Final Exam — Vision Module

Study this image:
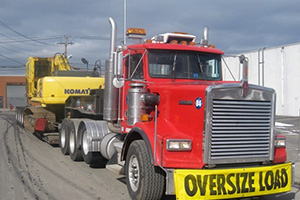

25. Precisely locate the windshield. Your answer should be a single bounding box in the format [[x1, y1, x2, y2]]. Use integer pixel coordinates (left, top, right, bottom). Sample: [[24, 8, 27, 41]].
[[148, 50, 222, 80]]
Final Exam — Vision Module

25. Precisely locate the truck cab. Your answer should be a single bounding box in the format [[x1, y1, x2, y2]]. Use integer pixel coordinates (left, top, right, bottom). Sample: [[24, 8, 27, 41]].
[[114, 25, 290, 199], [60, 18, 292, 200]]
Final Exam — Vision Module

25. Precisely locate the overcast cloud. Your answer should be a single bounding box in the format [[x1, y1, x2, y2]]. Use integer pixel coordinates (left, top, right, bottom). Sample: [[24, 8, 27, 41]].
[[0, 0, 300, 75]]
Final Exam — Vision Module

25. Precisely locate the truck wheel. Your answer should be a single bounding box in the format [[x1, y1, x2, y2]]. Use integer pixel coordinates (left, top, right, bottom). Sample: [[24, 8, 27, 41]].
[[69, 121, 83, 161], [125, 140, 165, 200], [15, 107, 20, 124], [15, 106, 25, 126], [60, 119, 70, 155], [80, 125, 102, 164]]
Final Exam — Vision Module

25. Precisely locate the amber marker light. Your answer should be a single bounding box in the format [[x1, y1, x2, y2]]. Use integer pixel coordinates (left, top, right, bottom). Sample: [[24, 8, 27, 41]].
[[141, 114, 149, 122], [126, 28, 146, 36]]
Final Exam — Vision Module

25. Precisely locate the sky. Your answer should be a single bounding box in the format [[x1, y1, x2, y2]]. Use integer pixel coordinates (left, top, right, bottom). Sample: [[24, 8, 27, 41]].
[[0, 0, 300, 75]]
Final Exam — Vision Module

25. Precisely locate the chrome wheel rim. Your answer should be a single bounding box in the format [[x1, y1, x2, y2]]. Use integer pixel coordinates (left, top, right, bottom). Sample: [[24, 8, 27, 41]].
[[60, 127, 66, 148], [128, 155, 140, 192], [69, 129, 75, 153], [82, 130, 89, 155]]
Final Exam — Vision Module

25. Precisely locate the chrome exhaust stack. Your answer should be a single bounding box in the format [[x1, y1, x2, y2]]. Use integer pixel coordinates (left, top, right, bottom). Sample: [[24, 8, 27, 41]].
[[239, 54, 248, 82], [200, 26, 209, 47], [104, 17, 119, 122]]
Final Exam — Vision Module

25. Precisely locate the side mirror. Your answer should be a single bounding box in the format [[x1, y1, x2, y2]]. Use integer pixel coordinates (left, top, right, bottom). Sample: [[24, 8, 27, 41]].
[[113, 77, 125, 88], [113, 51, 123, 76], [113, 50, 124, 88]]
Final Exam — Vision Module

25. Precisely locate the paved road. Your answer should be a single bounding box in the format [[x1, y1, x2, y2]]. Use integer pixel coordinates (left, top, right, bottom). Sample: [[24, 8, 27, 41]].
[[0, 110, 299, 200], [0, 111, 130, 200]]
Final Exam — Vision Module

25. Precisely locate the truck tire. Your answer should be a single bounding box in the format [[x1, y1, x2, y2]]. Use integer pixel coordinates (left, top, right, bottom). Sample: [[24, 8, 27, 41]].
[[15, 106, 25, 127], [80, 125, 102, 164], [69, 120, 83, 161], [15, 107, 21, 125], [60, 119, 70, 155], [125, 140, 165, 200]]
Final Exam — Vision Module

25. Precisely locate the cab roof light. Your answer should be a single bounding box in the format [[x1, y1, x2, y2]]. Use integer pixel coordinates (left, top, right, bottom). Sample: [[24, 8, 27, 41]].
[[151, 33, 196, 44], [126, 28, 146, 36], [172, 31, 188, 35]]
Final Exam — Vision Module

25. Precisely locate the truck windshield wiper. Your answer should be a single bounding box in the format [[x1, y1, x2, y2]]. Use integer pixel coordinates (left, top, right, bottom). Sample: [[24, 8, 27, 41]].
[[197, 54, 203, 73]]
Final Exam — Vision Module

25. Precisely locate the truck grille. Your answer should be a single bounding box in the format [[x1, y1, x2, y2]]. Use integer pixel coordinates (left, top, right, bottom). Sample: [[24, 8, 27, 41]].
[[204, 84, 275, 165], [210, 99, 271, 161]]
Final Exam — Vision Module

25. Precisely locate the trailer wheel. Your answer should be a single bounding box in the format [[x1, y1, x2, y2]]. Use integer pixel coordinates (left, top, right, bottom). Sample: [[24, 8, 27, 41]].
[[125, 140, 165, 200], [15, 106, 25, 126], [69, 121, 83, 161], [60, 119, 70, 155], [15, 107, 19, 124], [80, 125, 102, 164]]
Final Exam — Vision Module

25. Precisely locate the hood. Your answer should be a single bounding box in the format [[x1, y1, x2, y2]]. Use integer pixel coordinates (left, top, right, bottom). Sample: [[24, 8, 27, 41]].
[[147, 81, 235, 138]]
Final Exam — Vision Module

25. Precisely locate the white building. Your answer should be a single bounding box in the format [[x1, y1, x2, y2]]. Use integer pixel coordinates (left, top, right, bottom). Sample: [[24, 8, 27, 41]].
[[222, 42, 300, 116]]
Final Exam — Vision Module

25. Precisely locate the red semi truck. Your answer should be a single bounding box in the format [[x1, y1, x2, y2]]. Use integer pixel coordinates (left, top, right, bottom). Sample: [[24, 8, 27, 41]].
[[17, 17, 293, 200]]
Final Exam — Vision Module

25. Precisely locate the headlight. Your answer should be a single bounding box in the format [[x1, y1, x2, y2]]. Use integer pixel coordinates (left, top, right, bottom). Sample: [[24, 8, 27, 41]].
[[274, 136, 286, 148], [166, 139, 192, 151]]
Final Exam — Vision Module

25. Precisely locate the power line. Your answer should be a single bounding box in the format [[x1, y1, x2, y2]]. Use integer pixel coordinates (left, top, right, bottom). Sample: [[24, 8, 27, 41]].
[[0, 35, 62, 45], [74, 35, 110, 40], [0, 65, 25, 69], [0, 41, 32, 52], [0, 53, 25, 66], [0, 44, 31, 56], [0, 19, 49, 45]]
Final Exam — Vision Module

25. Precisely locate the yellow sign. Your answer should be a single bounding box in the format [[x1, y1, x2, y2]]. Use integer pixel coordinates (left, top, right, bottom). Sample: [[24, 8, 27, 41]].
[[174, 162, 291, 200]]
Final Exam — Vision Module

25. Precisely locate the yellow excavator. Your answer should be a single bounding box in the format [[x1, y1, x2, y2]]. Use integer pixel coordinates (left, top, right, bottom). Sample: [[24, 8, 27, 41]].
[[16, 53, 105, 143]]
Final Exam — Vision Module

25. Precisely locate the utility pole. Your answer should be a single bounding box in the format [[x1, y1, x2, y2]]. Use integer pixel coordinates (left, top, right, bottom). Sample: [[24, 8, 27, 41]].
[[124, 0, 127, 45], [58, 35, 74, 57]]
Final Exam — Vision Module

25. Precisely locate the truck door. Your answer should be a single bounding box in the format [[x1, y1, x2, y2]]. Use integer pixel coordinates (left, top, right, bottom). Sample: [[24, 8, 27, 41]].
[[121, 49, 146, 125]]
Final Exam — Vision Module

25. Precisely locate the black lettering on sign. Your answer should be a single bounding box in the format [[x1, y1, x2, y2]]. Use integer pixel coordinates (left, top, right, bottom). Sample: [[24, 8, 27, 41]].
[[217, 174, 227, 195], [265, 171, 274, 190], [197, 175, 208, 196], [182, 165, 289, 198], [259, 172, 265, 191], [184, 175, 197, 197], [209, 174, 217, 195], [274, 169, 281, 189], [248, 172, 255, 192], [259, 168, 289, 191], [236, 173, 241, 193], [281, 168, 288, 188], [227, 173, 236, 195], [241, 173, 249, 193]]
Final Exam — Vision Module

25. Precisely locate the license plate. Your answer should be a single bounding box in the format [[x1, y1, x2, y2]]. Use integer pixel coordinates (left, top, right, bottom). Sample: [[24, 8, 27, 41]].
[[174, 162, 292, 200]]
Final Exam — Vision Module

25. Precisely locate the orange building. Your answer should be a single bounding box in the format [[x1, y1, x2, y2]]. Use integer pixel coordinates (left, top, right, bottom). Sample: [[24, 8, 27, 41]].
[[0, 76, 26, 109]]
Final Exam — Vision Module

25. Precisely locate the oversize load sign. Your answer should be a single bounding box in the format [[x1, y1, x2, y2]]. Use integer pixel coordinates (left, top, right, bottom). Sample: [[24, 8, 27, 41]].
[[174, 163, 291, 200]]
